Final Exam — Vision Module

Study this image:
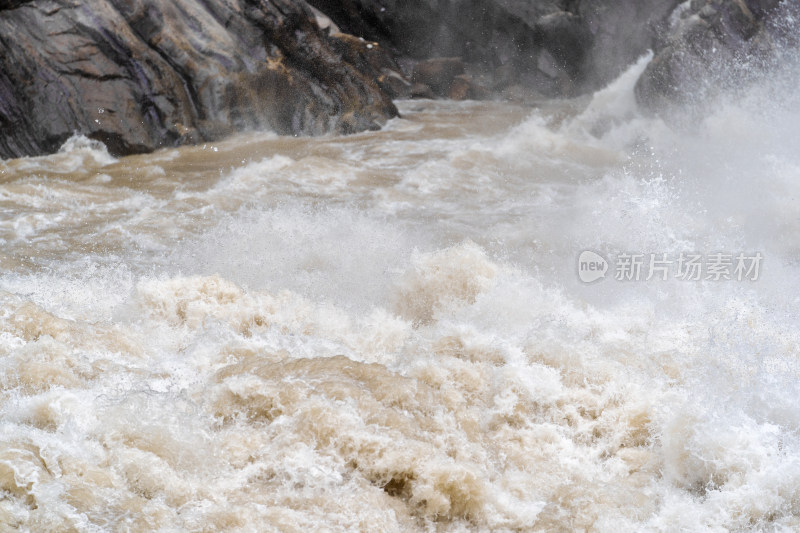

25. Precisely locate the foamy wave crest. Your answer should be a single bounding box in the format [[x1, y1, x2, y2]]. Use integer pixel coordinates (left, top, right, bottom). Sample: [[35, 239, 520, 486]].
[[2, 230, 800, 530], [4, 134, 117, 176], [391, 241, 498, 326]]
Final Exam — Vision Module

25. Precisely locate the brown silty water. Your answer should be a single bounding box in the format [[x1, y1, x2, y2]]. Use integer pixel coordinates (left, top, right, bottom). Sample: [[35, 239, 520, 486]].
[[2, 56, 800, 532]]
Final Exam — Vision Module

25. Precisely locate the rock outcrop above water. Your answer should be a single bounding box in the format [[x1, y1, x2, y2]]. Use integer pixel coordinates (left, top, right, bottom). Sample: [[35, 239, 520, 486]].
[[306, 0, 682, 97], [635, 0, 794, 112], [0, 0, 398, 159], [2, 0, 792, 159]]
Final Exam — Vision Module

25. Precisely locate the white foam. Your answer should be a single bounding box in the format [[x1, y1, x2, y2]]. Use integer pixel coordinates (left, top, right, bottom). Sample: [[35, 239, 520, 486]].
[[1, 39, 800, 531]]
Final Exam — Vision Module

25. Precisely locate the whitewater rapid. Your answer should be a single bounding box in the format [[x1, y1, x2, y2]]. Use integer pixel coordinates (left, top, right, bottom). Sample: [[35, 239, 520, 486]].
[[1, 54, 800, 531]]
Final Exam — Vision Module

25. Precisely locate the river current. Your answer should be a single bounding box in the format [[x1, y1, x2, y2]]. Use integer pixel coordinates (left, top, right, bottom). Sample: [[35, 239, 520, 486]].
[[1, 54, 800, 531]]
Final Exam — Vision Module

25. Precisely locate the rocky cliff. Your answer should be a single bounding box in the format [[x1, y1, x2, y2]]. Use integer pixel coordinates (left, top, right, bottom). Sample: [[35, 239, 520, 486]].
[[0, 0, 398, 159], [306, 0, 683, 96], [1, 0, 794, 159]]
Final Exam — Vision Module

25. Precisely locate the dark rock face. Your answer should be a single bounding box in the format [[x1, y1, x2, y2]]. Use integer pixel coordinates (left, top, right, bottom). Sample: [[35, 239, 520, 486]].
[[579, 0, 683, 88], [0, 0, 31, 8], [408, 58, 490, 100], [326, 32, 411, 99], [635, 0, 793, 113], [306, 0, 681, 96], [0, 0, 398, 159], [411, 57, 465, 97]]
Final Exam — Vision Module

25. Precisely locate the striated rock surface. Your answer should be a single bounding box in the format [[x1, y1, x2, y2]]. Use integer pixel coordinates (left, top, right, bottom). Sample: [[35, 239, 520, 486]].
[[0, 0, 398, 159], [635, 0, 796, 113]]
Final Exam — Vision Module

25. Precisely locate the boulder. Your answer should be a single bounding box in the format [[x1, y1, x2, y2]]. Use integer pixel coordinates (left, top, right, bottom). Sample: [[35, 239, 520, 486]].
[[0, 0, 398, 159], [448, 75, 490, 101], [634, 0, 792, 113], [378, 71, 414, 99], [411, 57, 465, 97], [410, 83, 435, 100]]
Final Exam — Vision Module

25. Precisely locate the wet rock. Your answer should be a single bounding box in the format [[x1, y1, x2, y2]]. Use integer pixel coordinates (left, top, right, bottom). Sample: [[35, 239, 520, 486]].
[[411, 57, 465, 97], [306, 0, 681, 97], [447, 76, 471, 101], [580, 0, 683, 87], [379, 72, 413, 99], [410, 83, 436, 100], [328, 32, 411, 98], [308, 4, 340, 34], [534, 11, 592, 80], [0, 0, 398, 159], [447, 75, 490, 101], [330, 33, 396, 74], [492, 64, 518, 91], [0, 0, 31, 9], [634, 0, 790, 113], [745, 0, 783, 19], [500, 84, 546, 105]]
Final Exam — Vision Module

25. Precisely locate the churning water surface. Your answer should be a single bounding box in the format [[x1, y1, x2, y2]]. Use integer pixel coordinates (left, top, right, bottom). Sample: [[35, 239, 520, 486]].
[[1, 54, 800, 531]]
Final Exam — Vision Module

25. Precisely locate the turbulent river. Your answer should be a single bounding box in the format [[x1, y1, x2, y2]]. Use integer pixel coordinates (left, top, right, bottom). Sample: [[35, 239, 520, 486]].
[[2, 55, 800, 531]]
